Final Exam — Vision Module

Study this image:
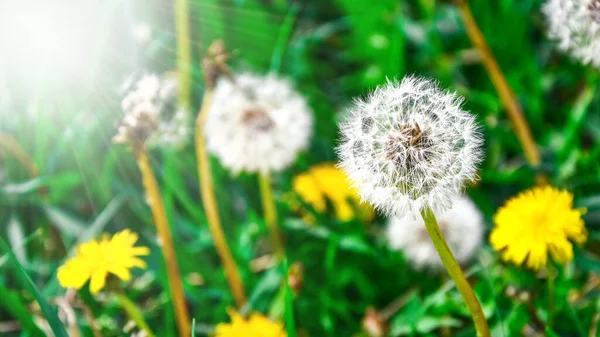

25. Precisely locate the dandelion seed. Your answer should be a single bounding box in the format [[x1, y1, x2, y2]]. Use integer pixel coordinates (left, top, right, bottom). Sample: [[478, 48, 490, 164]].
[[204, 73, 313, 175], [338, 76, 483, 218], [387, 195, 484, 270], [214, 309, 286, 337], [543, 0, 600, 68], [490, 186, 587, 270], [57, 229, 150, 294], [115, 74, 191, 150]]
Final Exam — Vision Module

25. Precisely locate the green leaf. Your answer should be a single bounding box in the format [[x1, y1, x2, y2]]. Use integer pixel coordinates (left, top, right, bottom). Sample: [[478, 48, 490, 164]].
[[76, 195, 125, 244], [0, 235, 69, 337], [270, 4, 300, 72], [0, 286, 46, 337], [545, 327, 561, 337], [43, 206, 86, 237]]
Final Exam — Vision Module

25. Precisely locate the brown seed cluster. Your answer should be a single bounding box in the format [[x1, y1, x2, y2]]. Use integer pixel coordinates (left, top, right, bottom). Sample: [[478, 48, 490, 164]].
[[385, 124, 431, 167], [201, 40, 233, 89], [113, 109, 159, 155], [241, 107, 274, 132]]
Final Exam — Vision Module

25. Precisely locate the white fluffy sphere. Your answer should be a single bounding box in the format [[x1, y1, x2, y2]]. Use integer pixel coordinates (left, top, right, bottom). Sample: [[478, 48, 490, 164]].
[[338, 76, 483, 218], [204, 73, 313, 174], [386, 196, 484, 270], [543, 0, 600, 68]]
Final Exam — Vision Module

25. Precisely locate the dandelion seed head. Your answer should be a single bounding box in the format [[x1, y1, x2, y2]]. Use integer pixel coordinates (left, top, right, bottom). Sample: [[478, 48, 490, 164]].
[[543, 0, 600, 68], [204, 73, 313, 174], [338, 76, 483, 217], [386, 195, 484, 270], [115, 73, 191, 149]]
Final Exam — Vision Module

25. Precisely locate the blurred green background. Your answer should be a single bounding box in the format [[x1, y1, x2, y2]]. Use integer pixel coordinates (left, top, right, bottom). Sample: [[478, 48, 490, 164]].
[[0, 0, 599, 336]]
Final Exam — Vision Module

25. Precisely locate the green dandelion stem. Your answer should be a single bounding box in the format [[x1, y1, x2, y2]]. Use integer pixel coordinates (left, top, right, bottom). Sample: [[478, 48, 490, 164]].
[[195, 89, 248, 308], [115, 292, 156, 337], [456, 0, 540, 168], [174, 0, 192, 109], [258, 172, 285, 259], [420, 207, 491, 337], [547, 266, 557, 328], [0, 132, 39, 177], [135, 149, 191, 337]]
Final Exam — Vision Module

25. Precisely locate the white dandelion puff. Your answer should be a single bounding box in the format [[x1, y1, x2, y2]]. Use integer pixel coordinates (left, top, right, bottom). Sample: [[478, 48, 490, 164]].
[[543, 0, 600, 68], [115, 74, 191, 149], [337, 76, 483, 218], [386, 195, 484, 270], [204, 73, 313, 174]]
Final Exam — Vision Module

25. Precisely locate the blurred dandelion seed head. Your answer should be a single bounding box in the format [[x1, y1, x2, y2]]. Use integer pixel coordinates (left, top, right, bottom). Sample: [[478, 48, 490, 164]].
[[386, 195, 484, 270], [205, 73, 313, 174], [543, 0, 600, 68], [338, 76, 483, 218], [490, 186, 587, 270], [115, 74, 191, 150]]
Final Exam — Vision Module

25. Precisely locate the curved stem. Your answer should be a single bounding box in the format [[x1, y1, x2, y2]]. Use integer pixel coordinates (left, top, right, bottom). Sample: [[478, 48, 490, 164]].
[[457, 0, 541, 168], [420, 208, 490, 337], [0, 132, 39, 178], [135, 149, 190, 337], [258, 173, 285, 259], [115, 292, 155, 337], [195, 90, 248, 308]]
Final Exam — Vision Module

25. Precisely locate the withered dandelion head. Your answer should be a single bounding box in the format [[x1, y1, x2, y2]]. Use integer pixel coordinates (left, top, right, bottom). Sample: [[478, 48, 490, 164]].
[[114, 73, 191, 151], [338, 76, 483, 218], [57, 229, 150, 295], [204, 73, 313, 174], [491, 186, 587, 270], [387, 195, 484, 270], [543, 0, 600, 68]]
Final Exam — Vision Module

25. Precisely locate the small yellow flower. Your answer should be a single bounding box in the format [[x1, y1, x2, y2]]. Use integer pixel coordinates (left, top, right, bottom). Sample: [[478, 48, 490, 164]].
[[490, 186, 587, 270], [292, 163, 375, 222], [57, 229, 150, 294], [214, 309, 286, 337]]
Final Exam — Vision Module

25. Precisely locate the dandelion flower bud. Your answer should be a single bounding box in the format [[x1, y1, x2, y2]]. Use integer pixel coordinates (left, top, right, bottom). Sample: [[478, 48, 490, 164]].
[[543, 0, 600, 68], [386, 195, 484, 270], [338, 76, 483, 217], [204, 73, 313, 174], [114, 74, 191, 150]]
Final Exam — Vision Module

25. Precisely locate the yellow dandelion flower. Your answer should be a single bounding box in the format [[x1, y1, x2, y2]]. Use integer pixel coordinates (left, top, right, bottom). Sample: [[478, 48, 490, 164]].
[[57, 229, 150, 294], [292, 163, 375, 222], [215, 309, 286, 337], [490, 186, 587, 270]]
